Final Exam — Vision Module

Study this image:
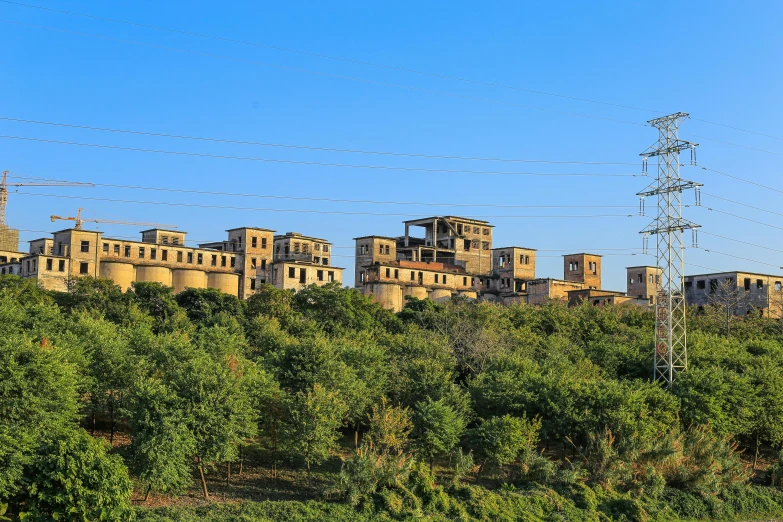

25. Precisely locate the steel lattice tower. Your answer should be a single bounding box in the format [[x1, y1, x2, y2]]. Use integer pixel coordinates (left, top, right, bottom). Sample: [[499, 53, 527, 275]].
[[637, 112, 701, 386]]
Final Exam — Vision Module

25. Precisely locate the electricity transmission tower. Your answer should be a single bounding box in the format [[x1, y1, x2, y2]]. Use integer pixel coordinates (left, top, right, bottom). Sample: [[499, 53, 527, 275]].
[[637, 112, 701, 386]]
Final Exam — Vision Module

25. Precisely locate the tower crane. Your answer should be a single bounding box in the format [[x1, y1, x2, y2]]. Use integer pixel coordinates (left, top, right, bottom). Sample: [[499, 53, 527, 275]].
[[1, 170, 94, 226], [50, 208, 178, 230]]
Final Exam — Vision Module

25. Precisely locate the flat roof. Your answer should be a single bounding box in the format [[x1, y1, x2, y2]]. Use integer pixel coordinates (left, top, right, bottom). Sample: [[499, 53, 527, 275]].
[[626, 265, 660, 269], [566, 288, 626, 296], [274, 260, 345, 269], [226, 226, 276, 233], [528, 277, 584, 284], [52, 228, 102, 234], [492, 246, 538, 251], [352, 235, 399, 241], [562, 253, 603, 257], [685, 270, 783, 279], [274, 232, 330, 242], [140, 228, 186, 234], [403, 216, 493, 226]]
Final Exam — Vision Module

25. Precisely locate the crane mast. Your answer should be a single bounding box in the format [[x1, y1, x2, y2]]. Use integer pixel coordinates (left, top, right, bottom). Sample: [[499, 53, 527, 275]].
[[1, 171, 94, 226]]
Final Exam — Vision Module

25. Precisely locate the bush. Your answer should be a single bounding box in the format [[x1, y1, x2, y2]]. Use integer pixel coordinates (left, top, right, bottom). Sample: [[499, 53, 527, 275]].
[[18, 428, 132, 522]]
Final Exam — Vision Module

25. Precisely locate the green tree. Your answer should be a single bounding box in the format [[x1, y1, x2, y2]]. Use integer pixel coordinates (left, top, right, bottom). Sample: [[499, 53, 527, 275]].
[[412, 397, 467, 470], [19, 428, 132, 522], [124, 376, 196, 501], [172, 351, 258, 499], [469, 414, 541, 476], [175, 287, 246, 326], [130, 281, 191, 333], [0, 335, 80, 503], [292, 282, 400, 334], [366, 398, 413, 456], [283, 384, 348, 487]]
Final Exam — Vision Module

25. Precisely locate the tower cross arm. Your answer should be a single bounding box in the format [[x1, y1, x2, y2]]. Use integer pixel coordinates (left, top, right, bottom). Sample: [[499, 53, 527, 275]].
[[639, 219, 701, 236], [640, 140, 699, 158], [636, 180, 703, 198]]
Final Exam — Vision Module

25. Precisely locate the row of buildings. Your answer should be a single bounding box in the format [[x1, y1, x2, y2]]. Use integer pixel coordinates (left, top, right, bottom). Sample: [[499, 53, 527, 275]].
[[1, 215, 781, 317], [0, 223, 344, 298]]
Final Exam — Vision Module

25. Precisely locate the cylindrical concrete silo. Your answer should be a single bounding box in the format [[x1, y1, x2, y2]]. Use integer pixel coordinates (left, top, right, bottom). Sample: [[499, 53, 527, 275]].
[[100, 261, 135, 292], [135, 265, 173, 287], [428, 289, 453, 302], [172, 269, 207, 293], [207, 272, 240, 297]]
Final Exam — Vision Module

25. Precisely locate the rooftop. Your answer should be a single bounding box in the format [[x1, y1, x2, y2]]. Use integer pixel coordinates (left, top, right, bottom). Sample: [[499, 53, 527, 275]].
[[493, 246, 538, 251], [140, 228, 185, 234], [685, 270, 783, 279], [403, 215, 493, 226], [353, 235, 399, 241], [226, 226, 276, 233], [274, 232, 330, 243]]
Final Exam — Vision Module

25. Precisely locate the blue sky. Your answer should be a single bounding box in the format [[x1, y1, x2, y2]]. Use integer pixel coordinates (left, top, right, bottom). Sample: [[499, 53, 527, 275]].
[[2, 0, 782, 289]]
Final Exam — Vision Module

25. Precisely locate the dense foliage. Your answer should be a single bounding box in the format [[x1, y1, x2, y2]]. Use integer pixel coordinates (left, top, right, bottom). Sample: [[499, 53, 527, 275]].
[[3, 274, 783, 521]]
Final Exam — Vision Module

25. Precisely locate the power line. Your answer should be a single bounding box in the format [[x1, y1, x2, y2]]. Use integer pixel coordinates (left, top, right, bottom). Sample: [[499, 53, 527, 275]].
[[698, 166, 783, 195], [685, 262, 723, 273], [688, 134, 783, 157], [11, 191, 642, 219], [701, 192, 783, 219], [0, 1, 661, 114], [3, 7, 781, 146], [0, 19, 646, 128], [12, 228, 649, 255], [0, 116, 643, 166], [7, 174, 638, 210], [689, 118, 783, 143], [698, 248, 783, 271], [698, 206, 783, 232], [701, 231, 783, 255], [0, 135, 643, 177]]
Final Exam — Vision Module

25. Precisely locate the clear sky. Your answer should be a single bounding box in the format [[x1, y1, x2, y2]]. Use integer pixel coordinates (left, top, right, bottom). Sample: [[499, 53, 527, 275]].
[[2, 0, 782, 289]]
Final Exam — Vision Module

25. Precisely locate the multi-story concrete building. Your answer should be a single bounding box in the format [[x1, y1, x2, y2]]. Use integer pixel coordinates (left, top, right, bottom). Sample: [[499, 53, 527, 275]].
[[268, 232, 342, 291], [0, 225, 343, 298], [626, 266, 662, 305], [0, 223, 24, 275], [684, 271, 783, 318], [564, 253, 602, 289], [354, 216, 617, 311], [354, 216, 540, 311]]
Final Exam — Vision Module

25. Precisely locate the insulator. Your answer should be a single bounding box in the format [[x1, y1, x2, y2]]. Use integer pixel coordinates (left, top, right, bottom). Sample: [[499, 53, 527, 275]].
[[639, 197, 645, 216], [642, 159, 648, 175], [692, 229, 699, 248], [694, 187, 701, 206]]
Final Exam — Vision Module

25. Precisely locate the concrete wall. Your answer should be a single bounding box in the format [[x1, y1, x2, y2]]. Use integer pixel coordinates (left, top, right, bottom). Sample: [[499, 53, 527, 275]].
[[527, 278, 585, 306], [684, 272, 783, 318], [271, 262, 343, 291], [208, 272, 240, 297], [627, 266, 660, 304], [172, 269, 207, 293], [100, 261, 136, 291], [135, 265, 173, 286], [563, 254, 602, 289]]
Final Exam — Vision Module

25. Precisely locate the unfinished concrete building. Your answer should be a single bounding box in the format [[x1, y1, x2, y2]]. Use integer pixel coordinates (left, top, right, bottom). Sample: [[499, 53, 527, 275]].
[[626, 266, 662, 305], [684, 271, 783, 318], [354, 215, 604, 311], [0, 224, 343, 298]]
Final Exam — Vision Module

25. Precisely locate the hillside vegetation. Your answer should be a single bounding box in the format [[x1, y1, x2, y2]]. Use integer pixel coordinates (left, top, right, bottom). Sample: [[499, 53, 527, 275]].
[[3, 274, 783, 521]]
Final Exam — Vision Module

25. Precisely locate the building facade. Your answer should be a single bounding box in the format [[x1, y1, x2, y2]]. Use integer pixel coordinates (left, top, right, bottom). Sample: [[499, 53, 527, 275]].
[[0, 225, 343, 298], [684, 271, 783, 318]]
